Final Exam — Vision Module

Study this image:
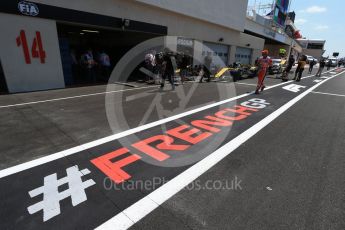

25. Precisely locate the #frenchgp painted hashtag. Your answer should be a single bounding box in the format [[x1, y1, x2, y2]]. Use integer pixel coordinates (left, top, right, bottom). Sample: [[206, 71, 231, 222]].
[[27, 98, 270, 222], [90, 98, 270, 184]]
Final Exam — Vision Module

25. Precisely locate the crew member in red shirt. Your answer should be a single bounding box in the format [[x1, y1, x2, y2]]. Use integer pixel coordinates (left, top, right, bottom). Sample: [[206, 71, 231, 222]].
[[255, 50, 272, 94]]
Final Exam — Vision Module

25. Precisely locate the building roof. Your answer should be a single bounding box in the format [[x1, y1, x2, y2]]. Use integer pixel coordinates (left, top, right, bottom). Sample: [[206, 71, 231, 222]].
[[296, 38, 326, 43]]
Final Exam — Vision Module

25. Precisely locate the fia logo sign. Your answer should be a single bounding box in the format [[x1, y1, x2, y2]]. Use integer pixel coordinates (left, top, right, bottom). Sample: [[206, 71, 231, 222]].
[[18, 1, 39, 17]]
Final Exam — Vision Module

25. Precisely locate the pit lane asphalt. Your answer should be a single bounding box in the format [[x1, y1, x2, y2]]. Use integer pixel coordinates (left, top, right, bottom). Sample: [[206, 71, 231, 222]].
[[130, 71, 345, 230], [0, 71, 309, 170], [0, 68, 340, 230]]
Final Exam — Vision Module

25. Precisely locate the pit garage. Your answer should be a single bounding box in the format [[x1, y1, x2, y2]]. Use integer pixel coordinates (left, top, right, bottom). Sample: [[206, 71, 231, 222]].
[[235, 47, 252, 65], [203, 42, 230, 72], [57, 23, 164, 86], [0, 0, 167, 93]]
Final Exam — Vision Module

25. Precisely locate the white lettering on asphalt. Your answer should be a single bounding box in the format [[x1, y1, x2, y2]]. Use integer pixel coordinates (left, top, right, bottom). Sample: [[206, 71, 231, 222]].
[[27, 165, 95, 222], [282, 84, 307, 93], [313, 80, 322, 83], [241, 98, 270, 109]]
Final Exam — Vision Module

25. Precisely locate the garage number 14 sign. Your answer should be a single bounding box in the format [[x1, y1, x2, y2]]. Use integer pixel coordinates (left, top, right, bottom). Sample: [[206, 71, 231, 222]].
[[16, 30, 46, 64]]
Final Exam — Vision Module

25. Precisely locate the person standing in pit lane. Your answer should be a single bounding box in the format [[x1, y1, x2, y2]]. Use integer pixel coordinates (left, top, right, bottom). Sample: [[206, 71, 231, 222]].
[[326, 59, 332, 70], [154, 52, 164, 84], [160, 49, 176, 90], [294, 55, 307, 82], [316, 58, 326, 77], [308, 59, 316, 74], [180, 53, 189, 85], [255, 49, 272, 94], [144, 50, 156, 83], [281, 54, 295, 82], [338, 59, 342, 67]]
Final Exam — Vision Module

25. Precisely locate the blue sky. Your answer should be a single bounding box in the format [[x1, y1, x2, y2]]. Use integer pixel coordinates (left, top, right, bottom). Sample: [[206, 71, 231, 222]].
[[247, 0, 344, 57], [289, 0, 345, 57]]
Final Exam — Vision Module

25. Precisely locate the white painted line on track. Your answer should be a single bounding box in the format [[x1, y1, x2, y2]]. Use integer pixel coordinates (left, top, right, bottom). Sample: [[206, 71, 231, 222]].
[[0, 85, 158, 109], [0, 71, 332, 179], [1, 71, 329, 109], [311, 91, 345, 97], [235, 82, 257, 86], [96, 69, 345, 230]]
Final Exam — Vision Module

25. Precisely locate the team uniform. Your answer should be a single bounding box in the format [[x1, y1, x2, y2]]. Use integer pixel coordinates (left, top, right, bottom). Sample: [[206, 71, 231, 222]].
[[256, 53, 272, 94]]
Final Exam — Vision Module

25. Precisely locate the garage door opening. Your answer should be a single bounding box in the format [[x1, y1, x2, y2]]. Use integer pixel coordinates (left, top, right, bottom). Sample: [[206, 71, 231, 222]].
[[235, 47, 252, 65], [57, 23, 161, 86], [203, 42, 229, 74]]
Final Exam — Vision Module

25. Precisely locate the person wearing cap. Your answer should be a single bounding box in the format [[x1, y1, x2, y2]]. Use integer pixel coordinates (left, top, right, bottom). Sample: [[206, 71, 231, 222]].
[[255, 50, 272, 94]]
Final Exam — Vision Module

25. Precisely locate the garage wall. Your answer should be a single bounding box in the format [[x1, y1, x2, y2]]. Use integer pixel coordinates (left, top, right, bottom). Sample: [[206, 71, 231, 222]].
[[232, 33, 265, 64], [245, 18, 291, 46], [203, 42, 230, 68], [235, 47, 252, 65], [0, 13, 64, 93], [264, 44, 290, 58], [191, 31, 264, 66], [135, 0, 248, 32], [30, 0, 244, 47], [302, 49, 324, 59], [30, 0, 265, 65]]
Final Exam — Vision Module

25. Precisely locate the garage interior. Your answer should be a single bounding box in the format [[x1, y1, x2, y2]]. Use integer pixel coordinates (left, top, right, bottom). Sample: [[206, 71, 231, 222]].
[[57, 23, 161, 86]]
